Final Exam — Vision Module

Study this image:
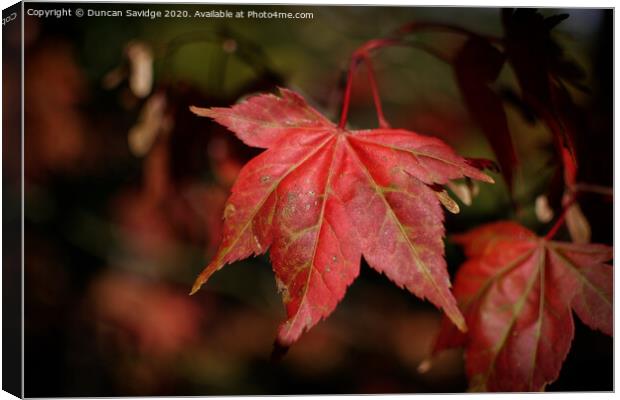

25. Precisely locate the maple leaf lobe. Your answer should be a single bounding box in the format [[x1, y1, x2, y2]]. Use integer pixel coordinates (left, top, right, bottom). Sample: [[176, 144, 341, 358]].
[[190, 88, 334, 148], [191, 88, 493, 345]]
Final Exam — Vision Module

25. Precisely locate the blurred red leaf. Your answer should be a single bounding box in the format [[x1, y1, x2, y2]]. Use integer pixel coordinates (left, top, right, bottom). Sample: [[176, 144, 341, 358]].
[[25, 40, 88, 179], [454, 37, 515, 190], [90, 272, 202, 357], [502, 9, 581, 168], [434, 221, 612, 391], [190, 88, 493, 346]]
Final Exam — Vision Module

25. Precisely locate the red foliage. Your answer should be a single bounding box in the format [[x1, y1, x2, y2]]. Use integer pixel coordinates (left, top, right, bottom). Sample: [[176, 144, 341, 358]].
[[190, 88, 492, 345], [90, 272, 202, 357], [25, 40, 89, 179], [454, 37, 515, 191], [434, 221, 612, 391]]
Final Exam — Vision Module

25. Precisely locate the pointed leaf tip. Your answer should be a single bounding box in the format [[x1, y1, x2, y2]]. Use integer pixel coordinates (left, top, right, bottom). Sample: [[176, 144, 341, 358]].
[[189, 105, 213, 118], [189, 280, 203, 296], [189, 265, 217, 295], [455, 314, 467, 333], [436, 189, 461, 214]]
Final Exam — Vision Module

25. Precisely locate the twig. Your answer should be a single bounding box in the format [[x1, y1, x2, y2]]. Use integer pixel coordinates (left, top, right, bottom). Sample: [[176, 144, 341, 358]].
[[574, 183, 613, 197], [544, 194, 578, 240]]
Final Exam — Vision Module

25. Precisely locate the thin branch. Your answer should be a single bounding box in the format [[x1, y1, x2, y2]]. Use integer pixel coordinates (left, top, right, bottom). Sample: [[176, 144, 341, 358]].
[[338, 38, 400, 129], [337, 20, 502, 129], [544, 194, 578, 240], [395, 21, 503, 44], [338, 57, 358, 129], [362, 55, 390, 128], [574, 183, 613, 197]]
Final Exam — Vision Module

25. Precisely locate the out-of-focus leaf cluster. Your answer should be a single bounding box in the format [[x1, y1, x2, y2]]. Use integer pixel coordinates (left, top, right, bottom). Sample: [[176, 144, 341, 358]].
[[20, 5, 612, 396]]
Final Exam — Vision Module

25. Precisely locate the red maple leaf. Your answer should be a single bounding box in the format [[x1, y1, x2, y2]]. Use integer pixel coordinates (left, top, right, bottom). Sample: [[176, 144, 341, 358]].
[[190, 88, 493, 346], [434, 221, 612, 391]]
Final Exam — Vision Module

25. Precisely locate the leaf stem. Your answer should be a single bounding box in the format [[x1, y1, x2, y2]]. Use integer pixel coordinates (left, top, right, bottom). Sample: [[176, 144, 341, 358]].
[[395, 21, 503, 44], [337, 20, 501, 129], [544, 194, 578, 240], [338, 57, 358, 129], [574, 183, 613, 197], [338, 38, 400, 129], [363, 55, 390, 128], [544, 183, 612, 241]]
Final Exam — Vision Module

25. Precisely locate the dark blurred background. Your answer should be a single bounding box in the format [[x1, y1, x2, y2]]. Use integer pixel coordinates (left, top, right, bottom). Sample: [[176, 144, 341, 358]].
[[9, 3, 612, 396]]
